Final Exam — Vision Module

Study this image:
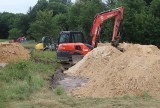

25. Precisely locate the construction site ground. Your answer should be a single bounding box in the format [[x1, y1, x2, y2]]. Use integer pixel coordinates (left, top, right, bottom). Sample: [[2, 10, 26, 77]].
[[0, 42, 160, 108]]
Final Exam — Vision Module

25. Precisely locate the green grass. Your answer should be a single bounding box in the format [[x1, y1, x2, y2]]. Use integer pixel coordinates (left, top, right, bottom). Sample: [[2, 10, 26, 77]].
[[8, 88, 160, 108], [21, 43, 36, 49], [0, 39, 10, 42], [0, 50, 59, 108], [21, 40, 36, 49], [54, 86, 66, 96], [30, 50, 57, 61]]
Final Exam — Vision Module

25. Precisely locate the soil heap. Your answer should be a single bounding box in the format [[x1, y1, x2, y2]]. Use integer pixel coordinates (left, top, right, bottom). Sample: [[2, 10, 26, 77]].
[[65, 43, 160, 98], [0, 43, 30, 63]]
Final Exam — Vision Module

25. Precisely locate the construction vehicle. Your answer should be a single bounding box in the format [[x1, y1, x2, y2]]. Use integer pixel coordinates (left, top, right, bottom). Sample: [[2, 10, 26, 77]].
[[57, 7, 124, 69], [35, 36, 56, 51]]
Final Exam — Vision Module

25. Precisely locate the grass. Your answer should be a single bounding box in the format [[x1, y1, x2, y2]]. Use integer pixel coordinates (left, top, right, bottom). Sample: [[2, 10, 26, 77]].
[[0, 49, 59, 108], [30, 50, 57, 62], [0, 43, 160, 108], [8, 88, 160, 108], [0, 39, 10, 42], [54, 86, 66, 96], [21, 40, 37, 49]]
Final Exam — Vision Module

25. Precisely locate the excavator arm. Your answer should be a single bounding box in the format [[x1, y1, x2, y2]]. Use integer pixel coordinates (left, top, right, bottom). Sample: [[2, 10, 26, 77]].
[[90, 7, 124, 47]]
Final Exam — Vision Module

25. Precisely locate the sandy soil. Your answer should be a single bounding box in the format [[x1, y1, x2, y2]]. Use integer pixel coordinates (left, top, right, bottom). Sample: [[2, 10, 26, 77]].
[[65, 43, 160, 98], [0, 43, 30, 63]]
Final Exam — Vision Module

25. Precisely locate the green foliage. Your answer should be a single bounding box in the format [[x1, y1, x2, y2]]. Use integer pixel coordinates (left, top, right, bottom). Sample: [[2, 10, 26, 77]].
[[9, 28, 22, 39], [48, 1, 68, 15], [0, 60, 30, 82], [30, 50, 57, 62], [27, 0, 49, 23], [118, 0, 160, 46], [52, 13, 68, 39], [150, 0, 160, 16], [0, 23, 9, 39], [67, 0, 106, 38], [2, 81, 30, 100], [54, 86, 65, 96], [28, 10, 54, 40], [0, 50, 59, 107]]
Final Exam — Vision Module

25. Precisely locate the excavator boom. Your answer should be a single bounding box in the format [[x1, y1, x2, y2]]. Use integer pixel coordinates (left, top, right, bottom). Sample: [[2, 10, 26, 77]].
[[90, 7, 124, 47]]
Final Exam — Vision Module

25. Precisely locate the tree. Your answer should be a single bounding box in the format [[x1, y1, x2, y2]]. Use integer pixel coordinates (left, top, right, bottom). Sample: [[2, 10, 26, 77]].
[[49, 0, 71, 4], [67, 0, 106, 37], [150, 0, 160, 17], [52, 13, 68, 39], [48, 2, 68, 16], [27, 0, 49, 23], [114, 0, 147, 43], [144, 0, 153, 5], [28, 10, 54, 40], [9, 28, 22, 39], [0, 23, 9, 39]]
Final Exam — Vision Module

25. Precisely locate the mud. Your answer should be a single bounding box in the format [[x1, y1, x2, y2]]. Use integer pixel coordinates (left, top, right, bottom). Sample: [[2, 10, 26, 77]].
[[58, 76, 88, 91], [50, 69, 88, 91], [50, 69, 66, 88]]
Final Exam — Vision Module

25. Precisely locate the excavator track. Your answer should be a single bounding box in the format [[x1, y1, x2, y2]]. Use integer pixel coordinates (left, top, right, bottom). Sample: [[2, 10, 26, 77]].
[[60, 55, 84, 71]]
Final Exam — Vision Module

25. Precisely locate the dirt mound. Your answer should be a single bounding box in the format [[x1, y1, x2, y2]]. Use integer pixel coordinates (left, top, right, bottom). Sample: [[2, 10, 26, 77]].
[[0, 43, 30, 63], [65, 43, 160, 98]]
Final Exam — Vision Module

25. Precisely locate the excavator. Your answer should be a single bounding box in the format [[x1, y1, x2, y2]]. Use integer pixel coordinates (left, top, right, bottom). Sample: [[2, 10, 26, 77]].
[[57, 7, 124, 69]]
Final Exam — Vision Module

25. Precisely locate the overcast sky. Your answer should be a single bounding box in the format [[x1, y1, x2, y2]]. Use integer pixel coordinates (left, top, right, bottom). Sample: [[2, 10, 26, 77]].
[[0, 0, 76, 14]]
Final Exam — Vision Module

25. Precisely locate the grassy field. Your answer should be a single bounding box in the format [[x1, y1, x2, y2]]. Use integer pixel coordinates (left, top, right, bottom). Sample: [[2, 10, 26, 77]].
[[0, 49, 59, 108], [0, 39, 10, 42], [0, 43, 160, 108]]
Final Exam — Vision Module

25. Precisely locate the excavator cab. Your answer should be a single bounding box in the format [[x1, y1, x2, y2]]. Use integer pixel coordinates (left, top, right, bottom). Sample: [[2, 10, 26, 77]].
[[58, 31, 85, 44], [57, 31, 93, 69]]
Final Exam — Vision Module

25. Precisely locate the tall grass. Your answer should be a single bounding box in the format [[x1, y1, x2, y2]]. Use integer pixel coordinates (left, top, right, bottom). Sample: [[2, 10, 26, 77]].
[[0, 50, 59, 107], [30, 50, 57, 61]]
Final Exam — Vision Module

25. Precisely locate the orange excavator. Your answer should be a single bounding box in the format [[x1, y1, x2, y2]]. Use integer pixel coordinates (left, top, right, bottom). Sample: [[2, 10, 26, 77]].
[[57, 7, 124, 69]]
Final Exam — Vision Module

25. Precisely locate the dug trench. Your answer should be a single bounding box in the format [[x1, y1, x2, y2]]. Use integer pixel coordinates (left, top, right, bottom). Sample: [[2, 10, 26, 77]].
[[49, 69, 89, 91]]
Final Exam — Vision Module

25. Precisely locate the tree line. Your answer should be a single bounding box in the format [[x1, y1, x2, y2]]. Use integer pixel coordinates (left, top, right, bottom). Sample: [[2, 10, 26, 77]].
[[0, 0, 159, 46]]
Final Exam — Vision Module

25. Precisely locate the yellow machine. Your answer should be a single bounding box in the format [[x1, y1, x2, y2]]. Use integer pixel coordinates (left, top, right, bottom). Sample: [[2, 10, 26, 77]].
[[35, 36, 56, 51], [35, 43, 44, 50]]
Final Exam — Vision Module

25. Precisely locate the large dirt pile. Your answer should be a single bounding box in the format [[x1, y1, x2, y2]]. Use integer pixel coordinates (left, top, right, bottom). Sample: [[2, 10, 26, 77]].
[[0, 43, 30, 63], [65, 43, 160, 98]]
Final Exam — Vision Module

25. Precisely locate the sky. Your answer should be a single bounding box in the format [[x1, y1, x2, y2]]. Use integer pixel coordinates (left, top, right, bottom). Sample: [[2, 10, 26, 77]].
[[0, 0, 76, 14]]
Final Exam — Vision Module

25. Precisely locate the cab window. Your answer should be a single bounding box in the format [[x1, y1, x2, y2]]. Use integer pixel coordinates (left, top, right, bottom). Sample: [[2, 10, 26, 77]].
[[72, 33, 84, 43], [59, 34, 70, 44]]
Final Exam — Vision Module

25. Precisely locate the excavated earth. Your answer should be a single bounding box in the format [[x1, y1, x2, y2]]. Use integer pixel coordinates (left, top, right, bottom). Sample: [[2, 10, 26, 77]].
[[0, 43, 30, 64], [64, 43, 160, 98]]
